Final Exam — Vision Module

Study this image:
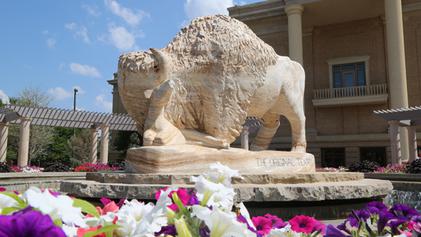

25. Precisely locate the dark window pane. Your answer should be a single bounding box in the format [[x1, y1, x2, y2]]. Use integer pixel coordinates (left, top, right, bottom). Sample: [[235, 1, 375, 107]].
[[332, 61, 366, 88], [343, 71, 355, 87], [321, 148, 345, 168]]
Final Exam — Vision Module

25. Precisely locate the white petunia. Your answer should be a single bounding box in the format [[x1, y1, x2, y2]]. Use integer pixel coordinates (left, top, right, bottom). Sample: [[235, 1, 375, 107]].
[[194, 207, 254, 237], [206, 162, 241, 187], [22, 187, 86, 227], [115, 191, 171, 237], [192, 175, 235, 210], [237, 203, 254, 230], [268, 225, 300, 237], [62, 224, 78, 237]]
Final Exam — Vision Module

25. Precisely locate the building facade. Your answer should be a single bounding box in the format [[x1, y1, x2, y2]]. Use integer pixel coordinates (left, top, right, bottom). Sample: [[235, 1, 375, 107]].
[[108, 0, 421, 167], [229, 0, 421, 167]]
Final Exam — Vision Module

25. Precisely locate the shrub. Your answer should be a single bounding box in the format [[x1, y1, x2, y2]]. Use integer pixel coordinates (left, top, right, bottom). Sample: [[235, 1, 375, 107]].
[[407, 159, 421, 174], [0, 162, 11, 173], [43, 162, 71, 172], [348, 160, 380, 173]]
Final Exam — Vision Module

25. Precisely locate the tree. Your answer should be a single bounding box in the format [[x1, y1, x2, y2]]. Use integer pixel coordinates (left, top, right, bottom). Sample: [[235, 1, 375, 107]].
[[6, 88, 54, 165]]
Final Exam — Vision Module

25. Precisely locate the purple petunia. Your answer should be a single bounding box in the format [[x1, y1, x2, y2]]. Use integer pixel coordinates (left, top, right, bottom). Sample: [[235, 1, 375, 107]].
[[390, 204, 420, 220], [366, 201, 388, 214], [199, 225, 210, 237], [155, 225, 177, 236], [0, 208, 65, 237], [346, 210, 370, 227], [377, 210, 395, 233], [325, 224, 351, 237]]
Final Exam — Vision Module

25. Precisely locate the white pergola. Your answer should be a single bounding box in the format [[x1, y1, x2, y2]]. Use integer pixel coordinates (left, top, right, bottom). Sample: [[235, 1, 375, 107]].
[[0, 105, 137, 166], [374, 106, 421, 164]]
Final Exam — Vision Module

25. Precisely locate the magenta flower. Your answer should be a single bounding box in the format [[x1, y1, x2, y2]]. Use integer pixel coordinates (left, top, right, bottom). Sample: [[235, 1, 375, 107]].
[[155, 188, 198, 211], [252, 216, 272, 236], [264, 214, 287, 229], [0, 208, 65, 237], [289, 215, 324, 234]]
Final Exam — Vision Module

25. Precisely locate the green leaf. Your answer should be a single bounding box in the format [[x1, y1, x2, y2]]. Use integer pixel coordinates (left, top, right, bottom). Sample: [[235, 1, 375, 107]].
[[172, 193, 189, 216], [0, 192, 26, 208], [73, 198, 100, 218], [53, 218, 63, 227], [83, 224, 119, 237], [1, 207, 19, 215]]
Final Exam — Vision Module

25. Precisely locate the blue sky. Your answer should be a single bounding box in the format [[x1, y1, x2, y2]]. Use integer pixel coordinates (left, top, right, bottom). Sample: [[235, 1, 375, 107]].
[[0, 0, 260, 112]]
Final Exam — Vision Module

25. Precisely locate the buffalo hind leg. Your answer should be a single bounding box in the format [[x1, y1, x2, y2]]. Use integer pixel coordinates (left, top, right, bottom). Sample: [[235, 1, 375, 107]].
[[250, 112, 280, 151], [278, 93, 306, 153]]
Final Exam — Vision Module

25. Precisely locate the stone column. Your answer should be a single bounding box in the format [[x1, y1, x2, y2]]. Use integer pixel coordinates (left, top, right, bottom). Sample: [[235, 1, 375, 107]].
[[89, 127, 98, 163], [385, 0, 409, 160], [240, 126, 249, 150], [0, 123, 9, 163], [18, 118, 31, 167], [285, 4, 304, 65], [408, 126, 418, 162], [99, 125, 110, 164], [388, 120, 401, 164]]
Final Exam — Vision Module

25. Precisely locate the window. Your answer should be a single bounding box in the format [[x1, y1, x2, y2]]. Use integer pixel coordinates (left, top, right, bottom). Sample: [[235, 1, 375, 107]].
[[360, 147, 386, 166], [328, 56, 370, 89], [321, 148, 345, 168], [332, 62, 366, 88]]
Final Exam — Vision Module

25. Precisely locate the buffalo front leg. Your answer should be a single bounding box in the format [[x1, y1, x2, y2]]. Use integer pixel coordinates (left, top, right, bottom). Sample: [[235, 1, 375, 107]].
[[143, 80, 186, 146], [143, 109, 186, 146], [250, 112, 280, 151]]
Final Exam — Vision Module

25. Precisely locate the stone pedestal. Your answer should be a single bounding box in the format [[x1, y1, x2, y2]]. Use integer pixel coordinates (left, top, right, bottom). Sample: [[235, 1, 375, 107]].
[[60, 172, 393, 219], [126, 145, 315, 174]]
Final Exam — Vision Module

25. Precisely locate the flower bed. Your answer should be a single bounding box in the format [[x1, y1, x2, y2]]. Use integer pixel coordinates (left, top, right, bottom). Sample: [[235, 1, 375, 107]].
[[0, 162, 123, 173], [0, 163, 419, 237]]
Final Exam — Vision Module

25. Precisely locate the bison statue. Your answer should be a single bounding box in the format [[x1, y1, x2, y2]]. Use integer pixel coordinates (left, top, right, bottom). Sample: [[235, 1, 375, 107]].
[[117, 15, 306, 152]]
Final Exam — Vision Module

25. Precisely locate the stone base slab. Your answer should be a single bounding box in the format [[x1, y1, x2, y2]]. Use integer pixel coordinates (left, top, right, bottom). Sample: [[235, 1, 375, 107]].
[[87, 172, 363, 185], [126, 145, 315, 174], [60, 178, 392, 202]]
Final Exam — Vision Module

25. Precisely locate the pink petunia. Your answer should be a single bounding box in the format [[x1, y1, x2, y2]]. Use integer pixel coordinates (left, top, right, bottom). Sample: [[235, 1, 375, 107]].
[[264, 214, 287, 229], [96, 201, 119, 215], [155, 188, 198, 212], [252, 216, 273, 236], [289, 215, 324, 234]]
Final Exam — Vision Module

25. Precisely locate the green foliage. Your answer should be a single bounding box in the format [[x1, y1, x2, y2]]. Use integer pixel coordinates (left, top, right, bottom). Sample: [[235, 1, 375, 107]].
[[113, 131, 141, 151], [73, 198, 100, 218]]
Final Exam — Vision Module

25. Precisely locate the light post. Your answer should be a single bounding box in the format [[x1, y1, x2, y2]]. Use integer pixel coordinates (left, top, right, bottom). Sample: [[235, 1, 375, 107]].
[[73, 88, 78, 111]]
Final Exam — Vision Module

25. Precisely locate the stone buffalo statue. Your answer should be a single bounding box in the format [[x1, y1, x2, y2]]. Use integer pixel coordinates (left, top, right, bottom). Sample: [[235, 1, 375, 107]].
[[117, 15, 306, 152]]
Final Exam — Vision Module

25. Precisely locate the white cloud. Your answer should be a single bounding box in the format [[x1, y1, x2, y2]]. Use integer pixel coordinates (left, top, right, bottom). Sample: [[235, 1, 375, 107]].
[[48, 87, 72, 100], [69, 63, 101, 78], [0, 90, 10, 104], [65, 22, 91, 43], [108, 25, 136, 50], [82, 4, 101, 17], [104, 0, 148, 26], [184, 0, 234, 20], [95, 94, 112, 112], [46, 38, 56, 49]]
